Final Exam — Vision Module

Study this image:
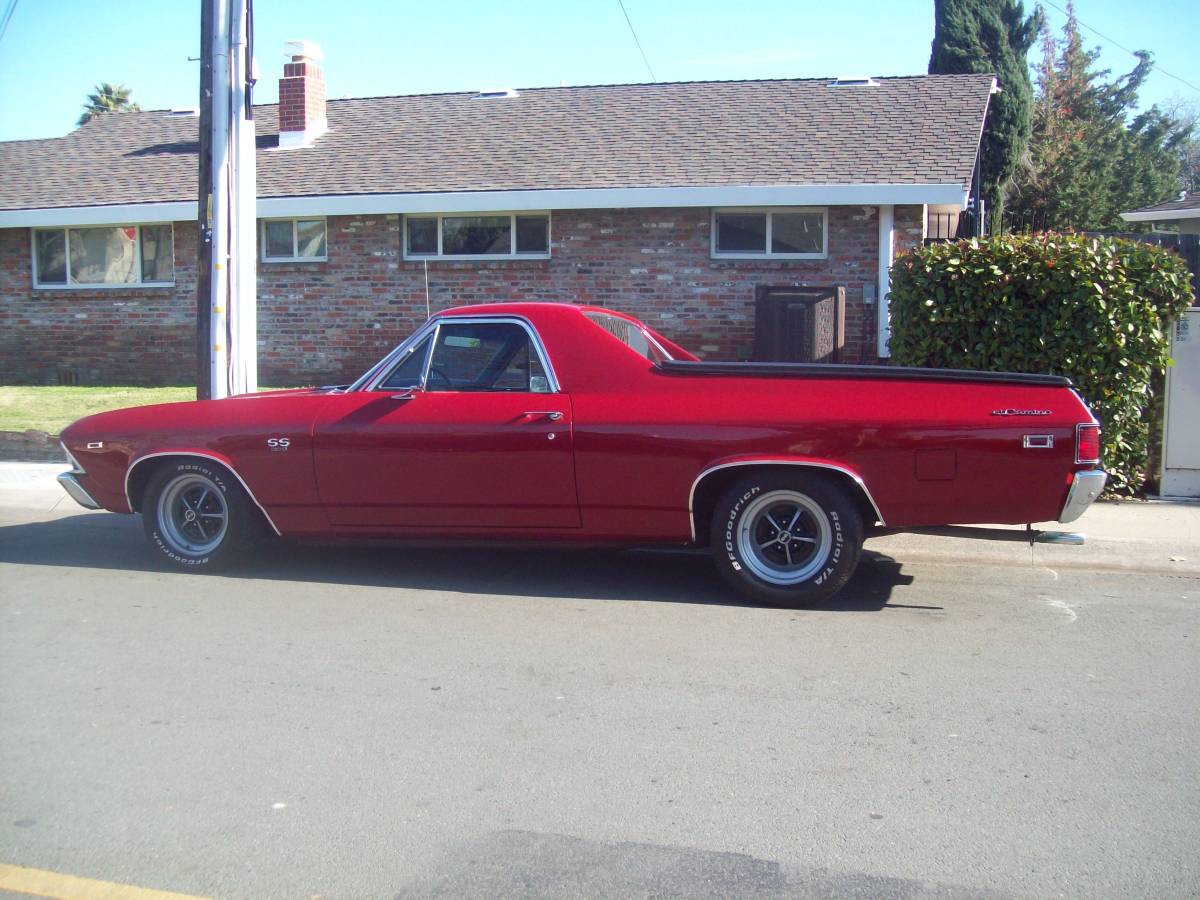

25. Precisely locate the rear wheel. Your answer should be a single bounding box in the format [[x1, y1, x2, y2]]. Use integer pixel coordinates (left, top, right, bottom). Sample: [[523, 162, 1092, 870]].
[[141, 460, 255, 570], [710, 472, 863, 606]]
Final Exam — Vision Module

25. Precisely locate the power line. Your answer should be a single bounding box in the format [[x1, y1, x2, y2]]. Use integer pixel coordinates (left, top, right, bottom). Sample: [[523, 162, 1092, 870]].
[[0, 0, 19, 44], [616, 0, 656, 83], [1040, 0, 1200, 95]]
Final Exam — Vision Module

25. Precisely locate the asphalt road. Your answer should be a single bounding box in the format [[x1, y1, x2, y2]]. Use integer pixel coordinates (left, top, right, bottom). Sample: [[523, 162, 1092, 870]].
[[1, 498, 1198, 899]]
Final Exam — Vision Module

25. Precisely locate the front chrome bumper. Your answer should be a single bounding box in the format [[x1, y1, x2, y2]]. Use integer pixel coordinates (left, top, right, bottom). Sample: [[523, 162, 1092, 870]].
[[1058, 470, 1106, 524], [58, 471, 101, 510]]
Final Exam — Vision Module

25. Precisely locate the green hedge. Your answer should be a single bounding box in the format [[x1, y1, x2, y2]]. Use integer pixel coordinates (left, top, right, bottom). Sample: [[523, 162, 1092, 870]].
[[889, 232, 1195, 493]]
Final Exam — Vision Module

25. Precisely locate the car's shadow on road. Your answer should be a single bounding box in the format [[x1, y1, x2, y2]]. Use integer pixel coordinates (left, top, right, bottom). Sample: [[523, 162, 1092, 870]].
[[0, 512, 923, 611]]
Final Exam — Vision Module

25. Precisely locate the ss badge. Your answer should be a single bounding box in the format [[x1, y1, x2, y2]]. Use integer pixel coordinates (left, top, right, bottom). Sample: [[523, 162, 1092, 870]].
[[267, 436, 291, 452]]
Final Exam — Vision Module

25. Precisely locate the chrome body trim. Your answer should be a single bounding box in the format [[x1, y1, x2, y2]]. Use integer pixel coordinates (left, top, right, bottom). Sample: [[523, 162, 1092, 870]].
[[1058, 469, 1107, 524], [57, 472, 101, 510], [1023, 435, 1054, 449], [124, 451, 283, 536], [349, 319, 439, 392], [359, 314, 563, 394], [61, 442, 85, 474], [687, 460, 886, 542], [1070, 388, 1102, 426]]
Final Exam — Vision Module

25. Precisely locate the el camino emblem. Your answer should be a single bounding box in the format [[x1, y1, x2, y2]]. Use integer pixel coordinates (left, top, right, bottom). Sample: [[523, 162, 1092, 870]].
[[267, 437, 291, 452], [991, 408, 1051, 417]]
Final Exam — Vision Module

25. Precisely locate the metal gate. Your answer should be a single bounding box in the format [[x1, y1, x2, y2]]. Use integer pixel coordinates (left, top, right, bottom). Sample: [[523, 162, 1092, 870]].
[[1161, 308, 1200, 498]]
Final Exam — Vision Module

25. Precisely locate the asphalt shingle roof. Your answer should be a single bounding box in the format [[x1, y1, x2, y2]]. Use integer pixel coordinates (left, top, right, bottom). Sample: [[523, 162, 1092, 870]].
[[0, 75, 994, 210], [1125, 192, 1200, 215]]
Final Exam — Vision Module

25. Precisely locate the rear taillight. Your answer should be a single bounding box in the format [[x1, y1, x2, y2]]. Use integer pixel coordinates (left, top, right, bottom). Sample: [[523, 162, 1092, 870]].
[[1075, 424, 1101, 465]]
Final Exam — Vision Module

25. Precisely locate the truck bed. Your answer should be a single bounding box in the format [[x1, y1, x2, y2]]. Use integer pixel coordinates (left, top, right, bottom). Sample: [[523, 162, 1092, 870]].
[[656, 359, 1072, 387]]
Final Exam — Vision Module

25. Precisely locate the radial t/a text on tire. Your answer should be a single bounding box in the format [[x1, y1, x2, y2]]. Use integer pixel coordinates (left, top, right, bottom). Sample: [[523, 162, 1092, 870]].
[[710, 471, 864, 606], [141, 459, 255, 570]]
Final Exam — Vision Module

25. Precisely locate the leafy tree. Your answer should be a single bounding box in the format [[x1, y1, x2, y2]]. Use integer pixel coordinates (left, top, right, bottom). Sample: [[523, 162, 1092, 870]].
[[77, 82, 141, 127], [929, 0, 1042, 232], [1007, 5, 1190, 230], [1162, 98, 1199, 193]]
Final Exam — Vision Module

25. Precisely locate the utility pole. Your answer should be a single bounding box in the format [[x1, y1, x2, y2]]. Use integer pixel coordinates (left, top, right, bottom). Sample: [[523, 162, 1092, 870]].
[[197, 0, 257, 399], [196, 0, 214, 400]]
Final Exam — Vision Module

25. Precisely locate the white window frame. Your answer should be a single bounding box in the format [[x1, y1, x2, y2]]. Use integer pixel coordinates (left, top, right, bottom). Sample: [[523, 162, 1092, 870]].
[[402, 211, 552, 261], [260, 217, 328, 263], [31, 224, 176, 290], [710, 207, 828, 260]]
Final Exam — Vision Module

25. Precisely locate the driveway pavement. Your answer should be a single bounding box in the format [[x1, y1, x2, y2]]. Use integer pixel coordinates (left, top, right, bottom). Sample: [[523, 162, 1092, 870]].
[[1, 465, 1198, 899]]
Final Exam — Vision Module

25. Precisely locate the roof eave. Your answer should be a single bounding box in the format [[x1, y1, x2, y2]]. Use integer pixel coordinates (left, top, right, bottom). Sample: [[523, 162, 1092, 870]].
[[1120, 208, 1200, 223], [0, 183, 970, 227]]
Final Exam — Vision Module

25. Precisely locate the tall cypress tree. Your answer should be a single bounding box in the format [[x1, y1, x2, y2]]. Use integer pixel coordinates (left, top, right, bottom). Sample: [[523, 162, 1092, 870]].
[[929, 0, 1042, 232], [1008, 8, 1189, 231]]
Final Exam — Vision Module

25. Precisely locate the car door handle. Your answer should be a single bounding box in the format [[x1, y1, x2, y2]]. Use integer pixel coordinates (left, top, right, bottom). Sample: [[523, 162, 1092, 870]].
[[523, 411, 563, 421]]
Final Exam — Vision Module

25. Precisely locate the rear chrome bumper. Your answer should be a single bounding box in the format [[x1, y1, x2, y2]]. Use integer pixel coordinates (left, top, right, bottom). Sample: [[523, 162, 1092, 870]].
[[1058, 470, 1106, 524], [58, 471, 101, 510]]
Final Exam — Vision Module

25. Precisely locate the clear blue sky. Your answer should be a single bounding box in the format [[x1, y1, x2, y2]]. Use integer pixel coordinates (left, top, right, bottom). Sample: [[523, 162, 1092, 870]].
[[0, 0, 1196, 142]]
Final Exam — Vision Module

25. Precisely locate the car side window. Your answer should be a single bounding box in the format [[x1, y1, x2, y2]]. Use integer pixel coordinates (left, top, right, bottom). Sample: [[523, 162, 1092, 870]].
[[426, 322, 551, 392], [380, 334, 432, 389]]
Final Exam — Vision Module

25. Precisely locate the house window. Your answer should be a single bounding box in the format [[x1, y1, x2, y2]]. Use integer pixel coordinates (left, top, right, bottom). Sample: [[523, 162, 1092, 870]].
[[32, 224, 174, 288], [261, 218, 327, 262], [403, 213, 550, 260], [711, 208, 827, 259]]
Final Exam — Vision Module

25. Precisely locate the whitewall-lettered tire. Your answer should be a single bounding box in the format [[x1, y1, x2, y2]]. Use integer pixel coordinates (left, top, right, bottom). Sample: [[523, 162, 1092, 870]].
[[141, 459, 255, 570], [710, 472, 863, 606]]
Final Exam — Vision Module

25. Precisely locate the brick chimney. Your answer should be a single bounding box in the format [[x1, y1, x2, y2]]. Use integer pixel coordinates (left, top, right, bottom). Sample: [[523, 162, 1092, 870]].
[[278, 40, 327, 149]]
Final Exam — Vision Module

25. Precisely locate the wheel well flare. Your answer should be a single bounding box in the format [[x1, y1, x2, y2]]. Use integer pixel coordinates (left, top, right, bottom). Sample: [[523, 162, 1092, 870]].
[[125, 452, 281, 536], [689, 461, 884, 544]]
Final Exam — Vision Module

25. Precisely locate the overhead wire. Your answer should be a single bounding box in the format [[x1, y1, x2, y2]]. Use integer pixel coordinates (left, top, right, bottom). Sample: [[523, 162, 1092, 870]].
[[1040, 0, 1200, 95], [616, 0, 656, 83], [0, 0, 20, 44]]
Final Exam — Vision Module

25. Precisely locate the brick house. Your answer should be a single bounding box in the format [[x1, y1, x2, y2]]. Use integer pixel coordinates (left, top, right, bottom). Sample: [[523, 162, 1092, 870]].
[[0, 51, 994, 385]]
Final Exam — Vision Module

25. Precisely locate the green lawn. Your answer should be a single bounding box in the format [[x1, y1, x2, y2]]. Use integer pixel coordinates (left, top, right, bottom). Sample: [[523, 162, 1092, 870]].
[[1, 386, 204, 435]]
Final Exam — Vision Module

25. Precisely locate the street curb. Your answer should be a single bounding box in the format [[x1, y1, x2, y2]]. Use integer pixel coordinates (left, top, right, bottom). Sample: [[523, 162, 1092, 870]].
[[862, 539, 1200, 578], [3, 462, 1199, 577], [0, 430, 63, 463]]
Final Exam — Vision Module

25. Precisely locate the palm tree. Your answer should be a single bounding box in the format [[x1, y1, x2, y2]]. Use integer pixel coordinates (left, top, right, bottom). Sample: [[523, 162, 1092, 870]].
[[77, 83, 141, 127]]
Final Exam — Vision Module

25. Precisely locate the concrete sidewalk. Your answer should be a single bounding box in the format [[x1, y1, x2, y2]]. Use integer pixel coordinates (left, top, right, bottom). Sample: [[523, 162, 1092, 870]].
[[0, 461, 74, 515], [865, 499, 1200, 577], [3, 460, 1198, 577]]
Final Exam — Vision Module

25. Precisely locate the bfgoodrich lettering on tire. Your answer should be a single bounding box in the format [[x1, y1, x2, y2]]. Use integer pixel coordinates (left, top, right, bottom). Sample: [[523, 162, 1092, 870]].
[[141, 459, 255, 571], [710, 472, 864, 606]]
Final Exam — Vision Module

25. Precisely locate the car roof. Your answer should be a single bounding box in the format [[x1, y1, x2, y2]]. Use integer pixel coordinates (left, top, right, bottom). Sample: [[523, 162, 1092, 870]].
[[436, 302, 639, 322]]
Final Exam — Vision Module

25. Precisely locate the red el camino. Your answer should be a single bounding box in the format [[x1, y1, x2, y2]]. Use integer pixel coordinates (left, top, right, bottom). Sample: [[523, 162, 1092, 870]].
[[57, 303, 1106, 605]]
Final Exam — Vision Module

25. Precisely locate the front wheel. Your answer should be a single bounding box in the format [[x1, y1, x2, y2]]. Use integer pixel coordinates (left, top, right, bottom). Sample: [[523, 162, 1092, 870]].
[[142, 460, 256, 570], [710, 472, 863, 606]]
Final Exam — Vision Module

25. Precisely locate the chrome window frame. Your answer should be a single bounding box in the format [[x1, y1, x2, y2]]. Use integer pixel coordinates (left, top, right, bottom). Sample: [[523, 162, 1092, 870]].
[[357, 315, 563, 394], [583, 311, 675, 363], [375, 329, 437, 391]]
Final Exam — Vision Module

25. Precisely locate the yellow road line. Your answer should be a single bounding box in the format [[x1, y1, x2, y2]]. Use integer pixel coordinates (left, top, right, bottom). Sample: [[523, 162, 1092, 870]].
[[0, 864, 210, 900]]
